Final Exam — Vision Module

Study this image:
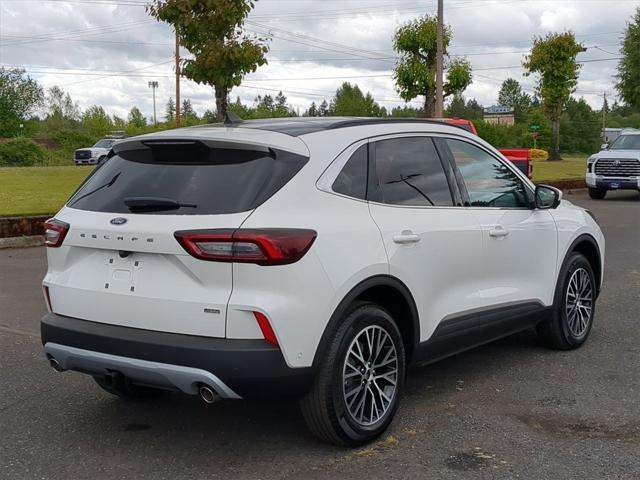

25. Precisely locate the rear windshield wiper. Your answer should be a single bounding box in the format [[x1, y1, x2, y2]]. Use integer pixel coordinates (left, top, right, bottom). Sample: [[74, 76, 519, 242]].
[[69, 172, 121, 205], [123, 196, 197, 212]]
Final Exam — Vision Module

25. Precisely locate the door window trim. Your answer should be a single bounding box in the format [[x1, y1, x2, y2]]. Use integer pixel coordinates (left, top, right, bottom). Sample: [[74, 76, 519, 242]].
[[316, 131, 534, 210], [435, 135, 536, 210]]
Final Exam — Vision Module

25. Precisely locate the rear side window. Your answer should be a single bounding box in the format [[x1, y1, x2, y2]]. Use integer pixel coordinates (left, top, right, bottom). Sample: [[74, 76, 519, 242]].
[[67, 142, 308, 215], [371, 137, 453, 206], [332, 144, 368, 200]]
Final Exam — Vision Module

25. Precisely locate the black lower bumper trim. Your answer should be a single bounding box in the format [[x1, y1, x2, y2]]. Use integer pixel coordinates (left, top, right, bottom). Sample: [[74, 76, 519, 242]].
[[41, 313, 313, 398], [595, 179, 639, 190]]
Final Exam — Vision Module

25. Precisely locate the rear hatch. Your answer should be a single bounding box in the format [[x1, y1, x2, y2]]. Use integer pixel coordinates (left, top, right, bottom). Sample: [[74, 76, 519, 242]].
[[45, 130, 309, 338]]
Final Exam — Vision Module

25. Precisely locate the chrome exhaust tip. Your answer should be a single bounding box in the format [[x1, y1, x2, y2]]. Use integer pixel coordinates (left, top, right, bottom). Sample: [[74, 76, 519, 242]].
[[199, 385, 218, 404], [49, 358, 64, 372]]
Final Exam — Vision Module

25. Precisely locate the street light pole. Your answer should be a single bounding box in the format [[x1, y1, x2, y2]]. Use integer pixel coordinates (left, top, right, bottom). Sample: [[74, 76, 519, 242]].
[[148, 81, 159, 125]]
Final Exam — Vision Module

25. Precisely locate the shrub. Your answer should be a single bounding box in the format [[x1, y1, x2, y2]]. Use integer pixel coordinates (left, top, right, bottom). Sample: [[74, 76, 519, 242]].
[[530, 148, 548, 160], [0, 138, 45, 166], [52, 129, 97, 153]]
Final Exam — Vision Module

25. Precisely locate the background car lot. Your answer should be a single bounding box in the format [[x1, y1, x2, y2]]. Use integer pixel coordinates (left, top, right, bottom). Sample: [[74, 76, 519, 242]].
[[0, 190, 638, 480]]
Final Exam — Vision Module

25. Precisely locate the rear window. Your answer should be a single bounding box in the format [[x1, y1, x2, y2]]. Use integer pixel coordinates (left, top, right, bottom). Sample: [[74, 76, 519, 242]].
[[67, 141, 308, 215]]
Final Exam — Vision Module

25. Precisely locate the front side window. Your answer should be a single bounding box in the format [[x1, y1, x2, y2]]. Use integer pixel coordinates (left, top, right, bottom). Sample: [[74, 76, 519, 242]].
[[332, 144, 368, 200], [372, 137, 453, 206], [445, 139, 529, 208]]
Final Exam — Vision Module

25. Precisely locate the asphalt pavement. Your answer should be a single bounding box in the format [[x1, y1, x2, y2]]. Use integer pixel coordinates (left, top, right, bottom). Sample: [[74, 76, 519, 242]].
[[1, 189, 638, 479]]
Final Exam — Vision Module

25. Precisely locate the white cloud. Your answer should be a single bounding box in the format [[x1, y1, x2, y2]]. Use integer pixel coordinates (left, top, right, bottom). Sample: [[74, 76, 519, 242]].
[[0, 0, 635, 118]]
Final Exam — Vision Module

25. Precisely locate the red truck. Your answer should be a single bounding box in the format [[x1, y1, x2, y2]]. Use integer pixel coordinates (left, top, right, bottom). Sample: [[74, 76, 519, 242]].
[[435, 118, 533, 179]]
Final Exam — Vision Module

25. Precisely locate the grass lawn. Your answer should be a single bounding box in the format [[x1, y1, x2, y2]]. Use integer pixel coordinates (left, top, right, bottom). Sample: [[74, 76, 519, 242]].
[[532, 154, 587, 182], [0, 166, 92, 217]]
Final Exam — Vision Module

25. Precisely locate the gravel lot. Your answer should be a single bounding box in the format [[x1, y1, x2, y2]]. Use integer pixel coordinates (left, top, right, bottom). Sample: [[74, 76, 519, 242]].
[[1, 189, 638, 480]]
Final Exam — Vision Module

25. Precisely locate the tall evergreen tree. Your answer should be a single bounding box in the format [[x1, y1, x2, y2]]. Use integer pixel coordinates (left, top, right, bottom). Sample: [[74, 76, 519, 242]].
[[165, 97, 175, 122]]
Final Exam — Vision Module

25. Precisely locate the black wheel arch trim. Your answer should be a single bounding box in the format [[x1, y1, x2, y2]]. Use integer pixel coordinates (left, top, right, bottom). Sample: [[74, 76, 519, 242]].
[[561, 233, 603, 297], [311, 274, 420, 370]]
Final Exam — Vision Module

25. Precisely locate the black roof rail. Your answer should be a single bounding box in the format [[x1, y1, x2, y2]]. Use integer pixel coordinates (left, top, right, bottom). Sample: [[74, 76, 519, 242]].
[[325, 117, 469, 132]]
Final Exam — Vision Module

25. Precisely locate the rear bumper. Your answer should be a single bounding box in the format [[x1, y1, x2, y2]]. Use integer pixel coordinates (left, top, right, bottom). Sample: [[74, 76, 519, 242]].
[[41, 313, 313, 398]]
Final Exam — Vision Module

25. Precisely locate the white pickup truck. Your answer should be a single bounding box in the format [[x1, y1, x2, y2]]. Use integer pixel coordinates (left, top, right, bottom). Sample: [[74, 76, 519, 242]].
[[586, 128, 640, 199], [74, 138, 119, 166]]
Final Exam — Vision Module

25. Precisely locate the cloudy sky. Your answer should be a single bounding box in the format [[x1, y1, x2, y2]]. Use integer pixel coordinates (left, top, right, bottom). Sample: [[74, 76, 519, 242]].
[[0, 0, 637, 121]]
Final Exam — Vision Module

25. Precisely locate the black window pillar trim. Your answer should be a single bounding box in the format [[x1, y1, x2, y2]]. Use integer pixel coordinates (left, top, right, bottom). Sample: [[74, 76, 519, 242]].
[[433, 137, 471, 206]]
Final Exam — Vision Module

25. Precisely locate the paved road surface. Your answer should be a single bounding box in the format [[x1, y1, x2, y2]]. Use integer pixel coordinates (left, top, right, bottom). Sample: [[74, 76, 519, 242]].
[[1, 190, 638, 479]]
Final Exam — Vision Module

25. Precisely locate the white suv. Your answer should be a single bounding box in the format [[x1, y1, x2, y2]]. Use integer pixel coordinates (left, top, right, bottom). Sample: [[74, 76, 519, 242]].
[[41, 118, 605, 446]]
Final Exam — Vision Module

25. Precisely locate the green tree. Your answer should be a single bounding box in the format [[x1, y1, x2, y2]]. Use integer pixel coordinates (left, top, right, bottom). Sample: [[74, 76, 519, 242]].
[[0, 68, 44, 137], [81, 105, 113, 136], [330, 82, 385, 117], [127, 106, 147, 129], [523, 32, 585, 160], [148, 0, 268, 121], [497, 78, 532, 122], [112, 115, 127, 130], [446, 93, 466, 118], [45, 86, 80, 131], [393, 15, 472, 117], [390, 105, 421, 117], [616, 8, 640, 110], [318, 100, 330, 117], [465, 98, 484, 120], [165, 97, 175, 122], [181, 98, 200, 125], [202, 109, 217, 123], [305, 101, 319, 117], [560, 97, 601, 153]]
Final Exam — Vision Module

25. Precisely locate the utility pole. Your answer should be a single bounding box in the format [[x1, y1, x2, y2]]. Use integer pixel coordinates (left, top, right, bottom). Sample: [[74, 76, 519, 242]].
[[175, 30, 181, 128], [601, 91, 607, 140], [435, 0, 444, 118], [148, 81, 158, 125]]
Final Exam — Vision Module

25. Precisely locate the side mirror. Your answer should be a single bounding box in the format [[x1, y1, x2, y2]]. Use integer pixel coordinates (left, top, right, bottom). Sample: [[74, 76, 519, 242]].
[[601, 143, 609, 150], [535, 184, 562, 209]]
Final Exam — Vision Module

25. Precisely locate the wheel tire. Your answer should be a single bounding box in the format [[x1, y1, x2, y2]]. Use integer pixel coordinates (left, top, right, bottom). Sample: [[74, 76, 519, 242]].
[[588, 187, 607, 199], [94, 375, 163, 400], [300, 302, 406, 446], [537, 253, 596, 350]]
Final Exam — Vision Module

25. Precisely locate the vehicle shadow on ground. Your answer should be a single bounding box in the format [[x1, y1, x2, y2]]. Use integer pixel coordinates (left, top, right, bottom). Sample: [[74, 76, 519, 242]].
[[68, 329, 547, 457]]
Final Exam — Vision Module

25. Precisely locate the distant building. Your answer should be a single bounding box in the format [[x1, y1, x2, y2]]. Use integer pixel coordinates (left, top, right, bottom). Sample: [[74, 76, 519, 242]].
[[483, 105, 515, 126]]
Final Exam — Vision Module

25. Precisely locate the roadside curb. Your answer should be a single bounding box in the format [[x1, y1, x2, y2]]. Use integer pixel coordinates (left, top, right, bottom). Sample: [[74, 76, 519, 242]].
[[0, 235, 44, 249]]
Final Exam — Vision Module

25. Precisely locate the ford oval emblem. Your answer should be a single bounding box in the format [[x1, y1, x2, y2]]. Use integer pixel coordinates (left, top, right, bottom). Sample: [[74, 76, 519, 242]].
[[110, 217, 128, 226]]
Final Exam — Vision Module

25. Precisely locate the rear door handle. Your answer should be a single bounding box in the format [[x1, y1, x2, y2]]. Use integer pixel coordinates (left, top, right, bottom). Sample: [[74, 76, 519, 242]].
[[488, 225, 510, 238], [393, 230, 421, 244]]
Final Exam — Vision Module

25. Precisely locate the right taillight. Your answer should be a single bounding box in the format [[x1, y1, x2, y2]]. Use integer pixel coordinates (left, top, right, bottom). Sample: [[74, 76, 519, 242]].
[[174, 228, 317, 266], [43, 218, 70, 248]]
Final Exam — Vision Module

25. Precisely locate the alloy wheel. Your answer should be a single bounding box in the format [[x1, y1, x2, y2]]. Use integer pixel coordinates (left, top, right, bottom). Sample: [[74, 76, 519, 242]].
[[565, 267, 593, 337], [342, 325, 398, 426]]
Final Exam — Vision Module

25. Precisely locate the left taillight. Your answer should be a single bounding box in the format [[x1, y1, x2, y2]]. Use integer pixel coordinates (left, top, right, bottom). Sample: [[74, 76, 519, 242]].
[[174, 228, 317, 266], [43, 218, 69, 248]]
